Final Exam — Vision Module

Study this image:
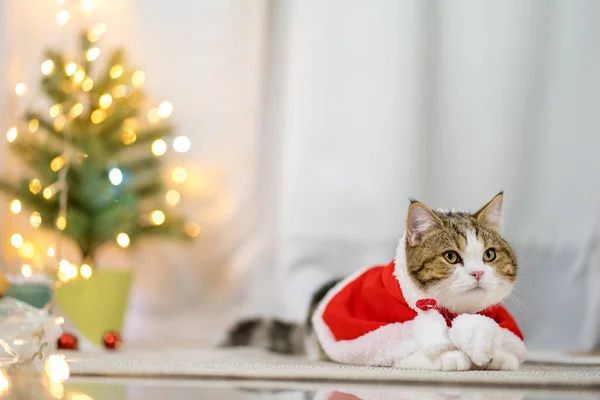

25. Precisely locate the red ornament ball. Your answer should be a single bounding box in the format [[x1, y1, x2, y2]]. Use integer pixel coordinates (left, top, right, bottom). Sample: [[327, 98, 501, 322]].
[[57, 332, 79, 351], [103, 331, 122, 350]]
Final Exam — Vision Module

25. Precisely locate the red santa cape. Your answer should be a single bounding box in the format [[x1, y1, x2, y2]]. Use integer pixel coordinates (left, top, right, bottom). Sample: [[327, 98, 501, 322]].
[[311, 238, 526, 367]]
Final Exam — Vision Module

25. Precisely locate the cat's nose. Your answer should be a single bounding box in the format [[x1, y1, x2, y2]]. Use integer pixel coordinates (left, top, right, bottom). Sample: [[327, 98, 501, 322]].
[[469, 270, 484, 281]]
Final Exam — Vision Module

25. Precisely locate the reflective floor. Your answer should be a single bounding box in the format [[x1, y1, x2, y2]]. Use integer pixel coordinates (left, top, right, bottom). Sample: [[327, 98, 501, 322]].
[[65, 377, 600, 400]]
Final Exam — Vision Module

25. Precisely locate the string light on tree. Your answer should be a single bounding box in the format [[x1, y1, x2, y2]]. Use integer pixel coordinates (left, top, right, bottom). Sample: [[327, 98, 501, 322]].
[[116, 233, 130, 248], [91, 109, 105, 124], [10, 199, 21, 214], [20, 241, 35, 259], [43, 187, 54, 200], [56, 216, 67, 231], [49, 104, 62, 118], [58, 260, 78, 282], [65, 62, 77, 76], [173, 136, 191, 153], [87, 22, 107, 42], [29, 119, 39, 132], [73, 69, 86, 84], [50, 156, 65, 172], [86, 47, 100, 61], [10, 234, 23, 249], [147, 108, 159, 123], [80, 0, 96, 14], [108, 168, 123, 185], [110, 64, 123, 79], [15, 83, 27, 96], [99, 94, 113, 109], [82, 78, 94, 92], [21, 264, 32, 278], [41, 59, 55, 75], [166, 190, 180, 206], [131, 70, 145, 87], [151, 139, 167, 156], [53, 115, 66, 131], [47, 247, 56, 257], [6, 127, 17, 143], [80, 264, 92, 279], [30, 212, 42, 228], [56, 10, 70, 26], [29, 179, 42, 194], [150, 210, 166, 226], [158, 101, 173, 118], [185, 222, 201, 238], [70, 103, 84, 117], [172, 167, 188, 183]]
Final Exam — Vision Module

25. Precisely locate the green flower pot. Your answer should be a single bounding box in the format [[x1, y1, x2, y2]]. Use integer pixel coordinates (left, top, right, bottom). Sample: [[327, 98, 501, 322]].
[[54, 270, 132, 346]]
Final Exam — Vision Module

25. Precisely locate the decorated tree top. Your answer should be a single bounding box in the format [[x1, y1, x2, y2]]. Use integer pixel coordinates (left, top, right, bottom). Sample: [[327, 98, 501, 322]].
[[0, 24, 200, 266]]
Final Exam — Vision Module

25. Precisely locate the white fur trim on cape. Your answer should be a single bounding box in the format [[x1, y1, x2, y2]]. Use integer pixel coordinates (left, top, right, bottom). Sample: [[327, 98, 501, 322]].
[[311, 266, 416, 366], [501, 327, 528, 362]]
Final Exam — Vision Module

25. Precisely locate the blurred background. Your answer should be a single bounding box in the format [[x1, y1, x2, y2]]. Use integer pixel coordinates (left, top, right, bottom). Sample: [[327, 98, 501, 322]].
[[1, 0, 599, 353]]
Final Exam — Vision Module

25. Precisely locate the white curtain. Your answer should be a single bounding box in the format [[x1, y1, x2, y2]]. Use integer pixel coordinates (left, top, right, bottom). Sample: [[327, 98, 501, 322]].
[[2, 0, 600, 351], [265, 0, 600, 351]]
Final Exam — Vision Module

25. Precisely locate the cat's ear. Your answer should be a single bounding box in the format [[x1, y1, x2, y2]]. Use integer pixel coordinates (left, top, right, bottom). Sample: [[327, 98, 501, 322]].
[[406, 200, 442, 245], [474, 191, 504, 231]]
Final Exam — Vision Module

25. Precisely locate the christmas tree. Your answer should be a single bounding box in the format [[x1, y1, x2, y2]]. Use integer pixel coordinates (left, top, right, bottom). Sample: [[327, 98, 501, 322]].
[[0, 23, 200, 269]]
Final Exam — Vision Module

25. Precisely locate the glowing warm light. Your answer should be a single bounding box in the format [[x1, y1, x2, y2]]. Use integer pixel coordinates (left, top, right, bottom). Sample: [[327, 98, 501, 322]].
[[53, 115, 66, 131], [171, 167, 188, 184], [11, 234, 23, 249], [166, 190, 180, 206], [87, 22, 107, 42], [65, 62, 77, 76], [15, 82, 27, 96], [99, 93, 113, 109], [82, 78, 94, 92], [108, 168, 123, 185], [158, 101, 173, 118], [41, 59, 55, 75], [173, 136, 191, 153], [55, 316, 65, 325], [151, 139, 167, 156], [56, 216, 67, 231], [45, 355, 70, 383], [29, 119, 39, 132], [20, 242, 35, 259], [49, 380, 64, 399], [30, 179, 42, 194], [10, 199, 21, 214], [6, 127, 17, 143], [86, 47, 100, 61], [48, 247, 56, 257], [0, 370, 9, 394], [123, 118, 138, 131], [91, 109, 105, 124], [21, 264, 32, 278], [80, 0, 95, 13], [122, 130, 136, 145], [113, 84, 129, 98], [131, 70, 145, 87], [73, 69, 86, 84], [30, 212, 42, 228], [49, 104, 62, 118], [147, 108, 160, 123], [43, 187, 54, 199], [110, 64, 124, 79], [57, 10, 70, 26], [150, 210, 166, 226], [50, 156, 65, 172], [185, 222, 201, 238], [58, 260, 77, 282], [71, 103, 84, 117], [116, 233, 130, 248], [80, 264, 92, 279]]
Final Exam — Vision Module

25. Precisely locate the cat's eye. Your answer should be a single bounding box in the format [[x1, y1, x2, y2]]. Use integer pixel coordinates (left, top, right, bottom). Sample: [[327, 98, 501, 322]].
[[443, 251, 461, 264], [483, 248, 496, 262]]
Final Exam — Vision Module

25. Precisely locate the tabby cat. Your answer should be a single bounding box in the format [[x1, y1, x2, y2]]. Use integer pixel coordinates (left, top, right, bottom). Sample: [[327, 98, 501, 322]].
[[222, 192, 526, 371]]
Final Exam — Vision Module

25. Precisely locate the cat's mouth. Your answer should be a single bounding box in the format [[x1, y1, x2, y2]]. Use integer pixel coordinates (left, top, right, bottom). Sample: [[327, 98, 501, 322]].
[[466, 286, 485, 293]]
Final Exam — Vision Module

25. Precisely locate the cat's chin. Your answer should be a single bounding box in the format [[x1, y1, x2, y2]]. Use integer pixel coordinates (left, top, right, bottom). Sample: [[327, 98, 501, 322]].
[[432, 286, 511, 314]]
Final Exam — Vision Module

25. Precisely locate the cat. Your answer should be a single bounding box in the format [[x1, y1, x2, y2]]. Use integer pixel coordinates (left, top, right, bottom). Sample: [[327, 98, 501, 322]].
[[221, 192, 526, 371]]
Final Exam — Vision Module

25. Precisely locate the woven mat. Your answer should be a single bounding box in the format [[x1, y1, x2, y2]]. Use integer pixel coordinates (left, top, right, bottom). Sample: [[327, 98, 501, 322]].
[[66, 348, 600, 389]]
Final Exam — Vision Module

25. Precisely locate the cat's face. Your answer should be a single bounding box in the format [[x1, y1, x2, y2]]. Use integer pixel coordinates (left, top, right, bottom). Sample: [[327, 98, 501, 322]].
[[404, 193, 517, 314]]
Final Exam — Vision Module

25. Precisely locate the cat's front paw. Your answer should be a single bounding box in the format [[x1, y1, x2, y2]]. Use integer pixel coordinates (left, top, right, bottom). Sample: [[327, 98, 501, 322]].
[[487, 348, 520, 371], [394, 350, 472, 371], [449, 314, 502, 367], [435, 350, 473, 371]]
